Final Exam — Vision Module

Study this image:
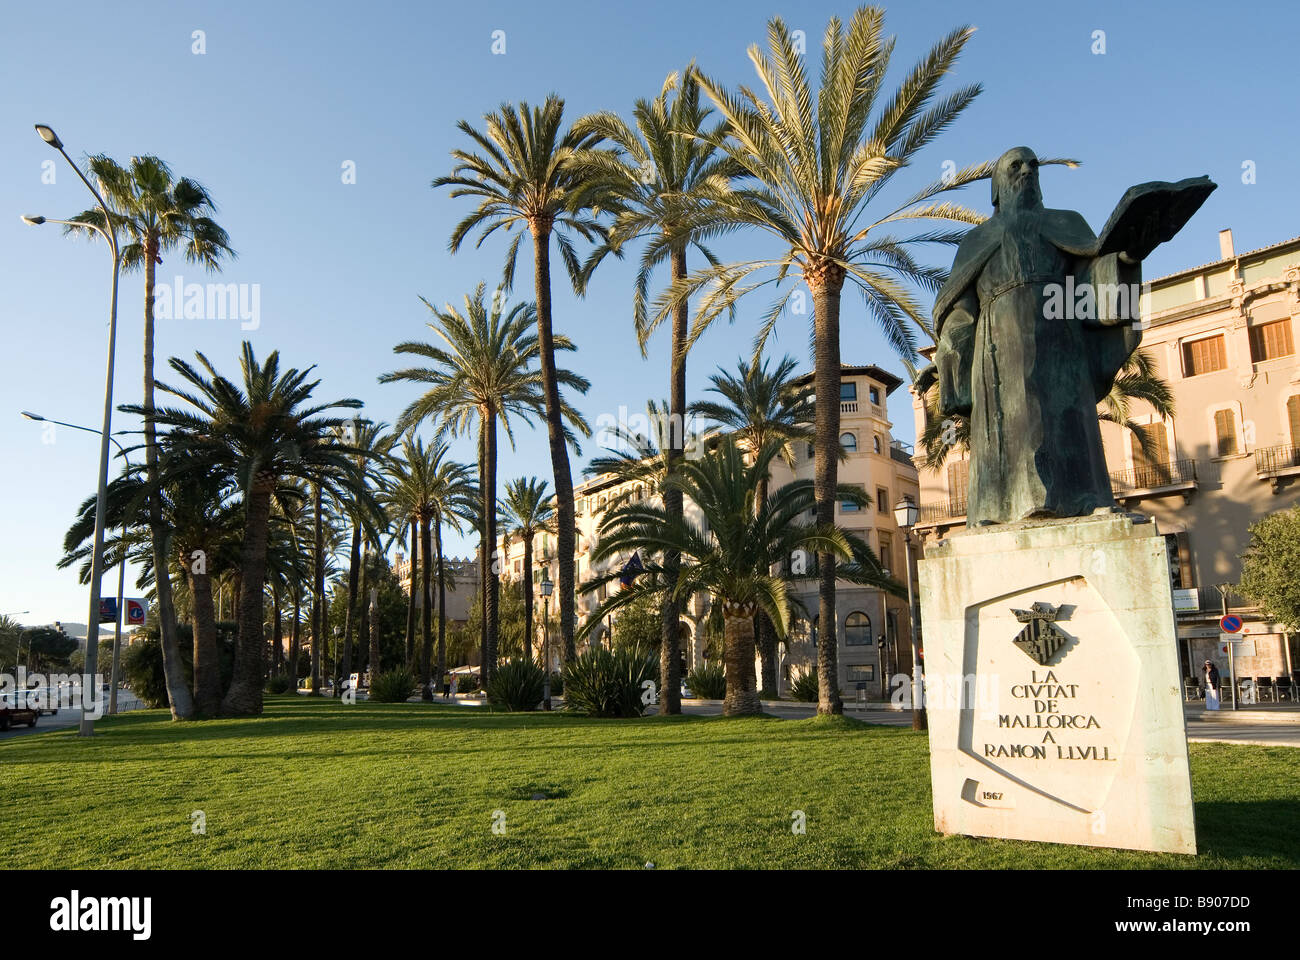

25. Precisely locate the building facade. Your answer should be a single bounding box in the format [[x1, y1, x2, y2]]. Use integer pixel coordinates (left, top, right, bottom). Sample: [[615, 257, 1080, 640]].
[[910, 230, 1300, 691]]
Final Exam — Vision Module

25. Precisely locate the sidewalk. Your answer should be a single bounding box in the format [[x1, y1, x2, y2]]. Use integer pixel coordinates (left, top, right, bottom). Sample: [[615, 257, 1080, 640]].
[[1184, 701, 1300, 724]]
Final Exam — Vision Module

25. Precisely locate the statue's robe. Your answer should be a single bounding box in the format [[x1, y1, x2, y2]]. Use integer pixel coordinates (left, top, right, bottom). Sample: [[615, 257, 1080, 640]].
[[933, 208, 1140, 526]]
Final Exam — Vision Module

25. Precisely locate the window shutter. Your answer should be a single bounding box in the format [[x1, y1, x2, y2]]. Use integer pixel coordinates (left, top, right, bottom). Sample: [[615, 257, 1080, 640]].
[[1249, 319, 1295, 362], [1213, 409, 1238, 457], [1288, 396, 1300, 447], [1176, 532, 1194, 590]]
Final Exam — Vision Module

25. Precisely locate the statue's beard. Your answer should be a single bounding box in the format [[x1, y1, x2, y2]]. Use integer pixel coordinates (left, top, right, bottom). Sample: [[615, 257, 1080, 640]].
[[1002, 179, 1043, 211]]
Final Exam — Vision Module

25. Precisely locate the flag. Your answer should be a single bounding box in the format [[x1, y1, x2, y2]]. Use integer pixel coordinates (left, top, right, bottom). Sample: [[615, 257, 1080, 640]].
[[618, 551, 645, 588], [98, 597, 118, 624]]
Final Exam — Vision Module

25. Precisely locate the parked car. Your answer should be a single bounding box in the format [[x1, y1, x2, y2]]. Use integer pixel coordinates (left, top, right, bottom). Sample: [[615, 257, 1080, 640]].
[[0, 692, 39, 730]]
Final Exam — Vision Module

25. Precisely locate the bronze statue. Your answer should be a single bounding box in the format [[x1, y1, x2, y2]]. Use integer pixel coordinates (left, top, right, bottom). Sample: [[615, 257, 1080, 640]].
[[921, 147, 1214, 526]]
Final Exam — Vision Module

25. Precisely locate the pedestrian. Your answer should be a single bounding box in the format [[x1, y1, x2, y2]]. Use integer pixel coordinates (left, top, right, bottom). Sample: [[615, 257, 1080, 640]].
[[1203, 659, 1220, 711], [449, 673, 459, 701], [442, 673, 451, 700]]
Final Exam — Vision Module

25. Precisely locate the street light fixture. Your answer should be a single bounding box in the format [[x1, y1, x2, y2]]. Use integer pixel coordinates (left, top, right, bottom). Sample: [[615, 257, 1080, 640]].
[[28, 123, 121, 736], [893, 498, 926, 731], [20, 411, 132, 714], [539, 570, 553, 710]]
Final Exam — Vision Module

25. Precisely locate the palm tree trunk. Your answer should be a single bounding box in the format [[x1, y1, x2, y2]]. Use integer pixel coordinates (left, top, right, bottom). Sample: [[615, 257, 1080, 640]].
[[752, 471, 778, 693], [310, 483, 324, 695], [289, 584, 301, 690], [189, 562, 222, 716], [477, 431, 488, 675], [405, 522, 418, 666], [435, 519, 447, 686], [522, 534, 534, 664], [530, 226, 577, 663], [369, 585, 380, 679], [810, 268, 845, 716], [142, 242, 194, 720], [356, 551, 370, 675], [722, 601, 761, 716], [221, 482, 273, 716], [659, 244, 689, 715], [341, 524, 361, 691], [271, 579, 283, 678], [420, 514, 434, 699], [483, 413, 499, 681]]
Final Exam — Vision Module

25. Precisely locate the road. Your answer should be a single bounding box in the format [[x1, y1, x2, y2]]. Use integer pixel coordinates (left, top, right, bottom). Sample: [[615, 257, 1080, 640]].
[[0, 689, 145, 741]]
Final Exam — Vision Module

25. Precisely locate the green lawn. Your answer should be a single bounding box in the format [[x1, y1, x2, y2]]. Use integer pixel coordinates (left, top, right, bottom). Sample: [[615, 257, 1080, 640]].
[[2, 696, 1296, 869]]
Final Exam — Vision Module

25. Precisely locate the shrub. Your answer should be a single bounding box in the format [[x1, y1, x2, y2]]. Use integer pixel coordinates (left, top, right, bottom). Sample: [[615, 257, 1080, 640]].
[[791, 668, 819, 702], [562, 647, 657, 718], [548, 671, 563, 696], [452, 672, 479, 694], [264, 675, 292, 695], [368, 668, 417, 703], [685, 663, 726, 700], [122, 639, 170, 709], [486, 659, 546, 711]]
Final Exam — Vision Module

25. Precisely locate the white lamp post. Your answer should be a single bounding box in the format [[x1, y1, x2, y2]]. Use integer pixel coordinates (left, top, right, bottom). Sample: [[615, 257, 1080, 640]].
[[539, 571, 553, 710], [892, 498, 926, 731], [26, 124, 121, 736]]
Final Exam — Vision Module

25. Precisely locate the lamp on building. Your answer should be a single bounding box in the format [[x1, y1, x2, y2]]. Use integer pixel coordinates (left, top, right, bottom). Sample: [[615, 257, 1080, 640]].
[[539, 570, 553, 710], [893, 498, 926, 731]]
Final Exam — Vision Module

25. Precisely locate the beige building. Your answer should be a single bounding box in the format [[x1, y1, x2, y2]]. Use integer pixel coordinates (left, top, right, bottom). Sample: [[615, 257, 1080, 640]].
[[498, 363, 921, 697], [910, 230, 1300, 695]]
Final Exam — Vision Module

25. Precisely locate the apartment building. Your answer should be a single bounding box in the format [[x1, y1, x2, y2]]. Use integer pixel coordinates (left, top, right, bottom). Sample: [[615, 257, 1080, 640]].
[[498, 363, 921, 697], [910, 229, 1300, 688]]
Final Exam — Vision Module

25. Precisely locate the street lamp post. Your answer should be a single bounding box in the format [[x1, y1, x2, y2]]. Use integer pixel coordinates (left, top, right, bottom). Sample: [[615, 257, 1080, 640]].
[[893, 498, 927, 731], [26, 124, 121, 736], [22, 413, 130, 714], [1216, 583, 1238, 711], [540, 570, 553, 711]]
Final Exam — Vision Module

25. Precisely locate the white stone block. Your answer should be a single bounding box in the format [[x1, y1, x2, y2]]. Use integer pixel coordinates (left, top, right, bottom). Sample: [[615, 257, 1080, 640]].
[[918, 511, 1196, 855]]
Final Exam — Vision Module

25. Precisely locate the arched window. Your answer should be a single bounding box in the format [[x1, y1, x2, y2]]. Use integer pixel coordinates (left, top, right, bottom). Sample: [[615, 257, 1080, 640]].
[[840, 432, 857, 452], [845, 612, 872, 646], [873, 435, 882, 454]]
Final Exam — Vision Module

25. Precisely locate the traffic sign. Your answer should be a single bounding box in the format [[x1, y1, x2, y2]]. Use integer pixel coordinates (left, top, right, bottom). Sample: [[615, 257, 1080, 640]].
[[1219, 614, 1243, 634]]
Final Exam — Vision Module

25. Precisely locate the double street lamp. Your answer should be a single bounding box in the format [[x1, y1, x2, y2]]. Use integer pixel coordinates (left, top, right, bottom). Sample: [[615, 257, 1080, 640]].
[[24, 123, 121, 736], [21, 412, 131, 715], [893, 498, 927, 732]]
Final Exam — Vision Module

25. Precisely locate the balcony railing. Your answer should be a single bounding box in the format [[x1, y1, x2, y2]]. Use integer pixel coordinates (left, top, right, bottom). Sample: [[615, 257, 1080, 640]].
[[917, 496, 967, 525], [1109, 458, 1197, 495], [1255, 443, 1300, 476], [840, 400, 858, 414]]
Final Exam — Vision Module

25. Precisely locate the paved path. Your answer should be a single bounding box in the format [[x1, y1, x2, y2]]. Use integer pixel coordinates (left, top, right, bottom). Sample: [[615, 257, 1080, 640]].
[[677, 699, 1300, 745]]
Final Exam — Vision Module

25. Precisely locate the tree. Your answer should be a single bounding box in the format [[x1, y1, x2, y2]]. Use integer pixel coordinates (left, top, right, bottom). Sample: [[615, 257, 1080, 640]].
[[136, 342, 364, 716], [571, 67, 748, 714], [666, 9, 985, 713], [1238, 506, 1300, 633], [434, 96, 607, 666], [0, 615, 22, 672], [24, 626, 79, 672], [585, 439, 887, 714], [500, 477, 557, 664], [65, 155, 235, 721], [690, 353, 818, 691], [381, 284, 588, 683]]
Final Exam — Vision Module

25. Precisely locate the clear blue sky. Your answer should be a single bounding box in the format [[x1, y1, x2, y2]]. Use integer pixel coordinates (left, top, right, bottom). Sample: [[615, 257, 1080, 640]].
[[2, 0, 1296, 626]]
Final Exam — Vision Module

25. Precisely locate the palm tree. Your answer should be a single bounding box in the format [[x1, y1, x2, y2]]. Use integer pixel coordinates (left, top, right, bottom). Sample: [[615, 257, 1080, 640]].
[[567, 68, 748, 713], [135, 342, 364, 716], [585, 439, 884, 715], [380, 283, 588, 683], [500, 477, 557, 664], [916, 348, 1177, 470], [689, 353, 820, 691], [332, 421, 393, 693], [65, 155, 235, 720], [433, 96, 607, 666], [662, 9, 991, 713]]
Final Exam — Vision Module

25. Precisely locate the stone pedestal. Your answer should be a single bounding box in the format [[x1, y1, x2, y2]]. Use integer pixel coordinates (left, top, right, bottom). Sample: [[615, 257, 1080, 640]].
[[917, 510, 1196, 855]]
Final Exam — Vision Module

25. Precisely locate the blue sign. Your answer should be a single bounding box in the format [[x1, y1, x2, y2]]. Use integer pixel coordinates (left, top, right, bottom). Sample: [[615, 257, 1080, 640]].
[[1220, 614, 1243, 634]]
